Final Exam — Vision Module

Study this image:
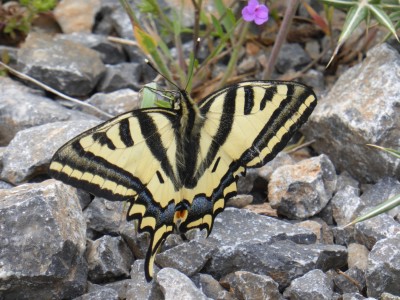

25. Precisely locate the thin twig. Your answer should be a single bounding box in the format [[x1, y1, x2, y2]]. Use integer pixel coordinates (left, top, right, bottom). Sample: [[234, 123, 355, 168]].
[[286, 139, 315, 154], [262, 0, 300, 79], [107, 36, 138, 46], [336, 270, 363, 293], [0, 62, 113, 118]]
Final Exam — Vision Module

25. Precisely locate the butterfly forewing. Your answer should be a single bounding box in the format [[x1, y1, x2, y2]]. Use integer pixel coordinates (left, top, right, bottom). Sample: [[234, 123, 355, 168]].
[[199, 81, 317, 168]]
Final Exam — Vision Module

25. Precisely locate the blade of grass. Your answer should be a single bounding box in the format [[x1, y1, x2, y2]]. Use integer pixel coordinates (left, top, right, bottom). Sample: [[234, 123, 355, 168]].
[[327, 3, 368, 66], [320, 0, 358, 9], [368, 4, 399, 41], [344, 193, 400, 227], [367, 144, 400, 159], [302, 1, 330, 35]]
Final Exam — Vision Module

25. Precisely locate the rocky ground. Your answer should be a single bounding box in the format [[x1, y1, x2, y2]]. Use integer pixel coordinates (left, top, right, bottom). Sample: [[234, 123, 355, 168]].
[[0, 1, 399, 300]]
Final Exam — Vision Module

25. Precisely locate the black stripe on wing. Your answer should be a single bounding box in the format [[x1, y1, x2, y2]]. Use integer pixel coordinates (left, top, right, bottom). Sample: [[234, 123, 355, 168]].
[[50, 140, 148, 201], [241, 84, 317, 167]]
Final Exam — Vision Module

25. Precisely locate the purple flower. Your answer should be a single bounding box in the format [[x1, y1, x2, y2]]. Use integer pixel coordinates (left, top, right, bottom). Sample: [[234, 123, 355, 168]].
[[242, 0, 269, 25]]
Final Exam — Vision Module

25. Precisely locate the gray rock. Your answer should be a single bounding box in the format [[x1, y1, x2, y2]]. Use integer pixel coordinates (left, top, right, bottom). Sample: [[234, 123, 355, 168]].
[[55, 32, 126, 64], [283, 269, 334, 300], [237, 152, 295, 194], [348, 243, 369, 271], [354, 213, 400, 250], [342, 292, 373, 300], [268, 154, 337, 219], [336, 171, 360, 193], [86, 89, 140, 118], [109, 6, 147, 62], [0, 180, 87, 300], [93, 0, 121, 35], [303, 243, 348, 271], [0, 120, 100, 184], [305, 39, 321, 60], [360, 177, 400, 219], [209, 208, 316, 248], [86, 235, 134, 283], [205, 236, 346, 289], [302, 43, 400, 182], [276, 43, 312, 73], [332, 226, 357, 247], [302, 69, 325, 94], [315, 199, 335, 225], [220, 271, 283, 300], [192, 273, 233, 300], [126, 260, 163, 300], [366, 237, 400, 298], [332, 267, 365, 294], [297, 219, 334, 244], [0, 77, 94, 146], [225, 194, 253, 208], [156, 239, 216, 277], [97, 63, 143, 92], [381, 292, 400, 300], [17, 33, 106, 97], [54, 0, 101, 34], [73, 286, 119, 300], [331, 185, 362, 226], [84, 197, 130, 237], [119, 223, 149, 264], [103, 279, 135, 300], [156, 268, 209, 300], [109, 5, 135, 42], [0, 180, 13, 189]]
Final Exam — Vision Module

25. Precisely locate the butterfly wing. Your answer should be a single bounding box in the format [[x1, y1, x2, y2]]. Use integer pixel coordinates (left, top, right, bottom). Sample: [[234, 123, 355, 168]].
[[179, 81, 317, 234], [49, 108, 182, 280]]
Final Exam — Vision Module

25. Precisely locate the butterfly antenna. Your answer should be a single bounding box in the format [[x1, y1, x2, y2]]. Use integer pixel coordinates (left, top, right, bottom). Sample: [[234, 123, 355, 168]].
[[145, 59, 181, 91]]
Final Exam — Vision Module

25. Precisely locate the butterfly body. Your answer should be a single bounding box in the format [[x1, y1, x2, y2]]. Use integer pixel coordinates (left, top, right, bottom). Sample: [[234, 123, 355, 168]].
[[49, 80, 317, 280]]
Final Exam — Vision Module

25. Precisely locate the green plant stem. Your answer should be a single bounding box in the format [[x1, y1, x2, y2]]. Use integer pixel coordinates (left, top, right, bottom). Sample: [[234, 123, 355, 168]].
[[217, 20, 249, 89], [262, 0, 300, 79], [191, 0, 202, 57]]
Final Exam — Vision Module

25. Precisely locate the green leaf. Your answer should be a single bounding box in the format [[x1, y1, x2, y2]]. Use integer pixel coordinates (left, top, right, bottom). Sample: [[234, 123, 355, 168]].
[[344, 193, 400, 227], [134, 25, 158, 54], [338, 4, 368, 45], [327, 4, 368, 65], [211, 14, 224, 37], [172, 10, 182, 36], [320, 0, 358, 9], [214, 0, 236, 37], [390, 11, 400, 21], [368, 4, 400, 41], [185, 52, 198, 93]]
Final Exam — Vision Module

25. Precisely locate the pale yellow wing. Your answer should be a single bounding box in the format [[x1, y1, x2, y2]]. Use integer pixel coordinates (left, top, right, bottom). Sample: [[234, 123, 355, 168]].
[[177, 81, 317, 235], [49, 108, 181, 281]]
